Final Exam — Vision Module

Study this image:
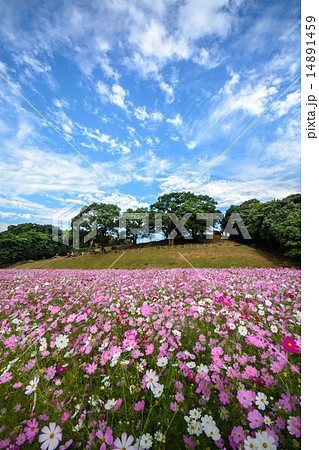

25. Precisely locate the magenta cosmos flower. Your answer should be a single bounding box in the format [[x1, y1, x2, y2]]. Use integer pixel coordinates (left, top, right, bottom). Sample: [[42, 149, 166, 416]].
[[280, 336, 299, 354], [113, 433, 136, 450]]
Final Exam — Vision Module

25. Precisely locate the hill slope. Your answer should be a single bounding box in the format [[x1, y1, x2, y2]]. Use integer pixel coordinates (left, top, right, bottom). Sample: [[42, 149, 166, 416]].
[[10, 240, 297, 270]]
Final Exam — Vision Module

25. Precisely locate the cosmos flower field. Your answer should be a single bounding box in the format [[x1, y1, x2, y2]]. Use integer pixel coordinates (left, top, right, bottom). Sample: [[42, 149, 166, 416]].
[[0, 268, 300, 449]]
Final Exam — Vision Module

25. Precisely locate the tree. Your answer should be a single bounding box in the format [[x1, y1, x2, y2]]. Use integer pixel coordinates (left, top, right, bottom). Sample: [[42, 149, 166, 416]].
[[72, 203, 120, 253], [224, 194, 301, 260], [0, 223, 68, 266], [121, 207, 149, 245], [151, 192, 219, 243], [221, 199, 260, 231]]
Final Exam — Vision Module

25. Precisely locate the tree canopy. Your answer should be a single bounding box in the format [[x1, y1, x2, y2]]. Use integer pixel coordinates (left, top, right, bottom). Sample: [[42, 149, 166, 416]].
[[0, 223, 68, 267]]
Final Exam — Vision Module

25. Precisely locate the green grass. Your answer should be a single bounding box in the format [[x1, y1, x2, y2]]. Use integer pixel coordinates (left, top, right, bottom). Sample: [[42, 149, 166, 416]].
[[10, 240, 297, 270]]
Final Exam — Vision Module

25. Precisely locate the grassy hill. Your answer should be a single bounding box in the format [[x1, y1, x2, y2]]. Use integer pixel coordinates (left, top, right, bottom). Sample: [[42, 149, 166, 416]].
[[10, 238, 297, 270]]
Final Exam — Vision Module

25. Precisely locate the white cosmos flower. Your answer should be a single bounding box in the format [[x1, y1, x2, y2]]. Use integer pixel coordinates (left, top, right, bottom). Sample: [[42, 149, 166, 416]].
[[137, 433, 153, 449], [40, 338, 47, 351], [155, 431, 163, 442], [153, 383, 164, 398], [238, 326, 248, 336], [157, 357, 168, 367], [187, 421, 203, 436], [244, 436, 257, 449], [255, 392, 269, 410], [205, 423, 221, 440], [254, 431, 276, 450], [38, 422, 62, 450], [189, 408, 202, 420], [186, 361, 196, 369], [104, 399, 117, 410], [25, 375, 39, 395], [55, 334, 69, 349], [197, 364, 209, 374], [201, 415, 216, 427], [270, 325, 278, 333]]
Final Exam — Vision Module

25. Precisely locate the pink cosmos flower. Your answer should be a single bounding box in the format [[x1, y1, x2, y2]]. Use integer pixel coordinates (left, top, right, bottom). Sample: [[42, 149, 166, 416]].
[[141, 303, 152, 316], [0, 372, 12, 384], [24, 418, 39, 441], [247, 409, 264, 429], [60, 412, 71, 424], [57, 366, 66, 374], [218, 390, 230, 405], [175, 392, 185, 403], [134, 400, 145, 411], [275, 416, 285, 429], [96, 427, 113, 449], [277, 391, 296, 412], [287, 416, 301, 437], [113, 433, 136, 450], [112, 398, 122, 412], [145, 343, 154, 355], [16, 433, 26, 446], [237, 390, 255, 408], [231, 426, 246, 445], [58, 439, 73, 449], [131, 349, 141, 359], [86, 362, 98, 374], [211, 346, 223, 357], [246, 335, 263, 347], [170, 401, 179, 412], [245, 365, 258, 378]]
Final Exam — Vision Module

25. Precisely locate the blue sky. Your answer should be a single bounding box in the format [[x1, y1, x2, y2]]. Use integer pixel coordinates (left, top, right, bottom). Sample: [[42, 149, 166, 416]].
[[0, 0, 301, 231]]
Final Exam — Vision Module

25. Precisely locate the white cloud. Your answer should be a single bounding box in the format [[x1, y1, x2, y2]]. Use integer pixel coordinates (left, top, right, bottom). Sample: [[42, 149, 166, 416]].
[[167, 113, 183, 127], [228, 83, 278, 116], [158, 173, 299, 208], [134, 106, 149, 121], [96, 81, 128, 110], [110, 84, 127, 109], [186, 141, 196, 150], [130, 19, 190, 63], [273, 90, 300, 117], [159, 80, 174, 103], [150, 111, 164, 121]]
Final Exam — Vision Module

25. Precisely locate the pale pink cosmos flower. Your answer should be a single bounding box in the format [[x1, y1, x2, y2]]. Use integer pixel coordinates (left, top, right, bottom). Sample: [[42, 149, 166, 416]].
[[144, 369, 159, 391], [38, 423, 62, 450], [113, 432, 136, 450]]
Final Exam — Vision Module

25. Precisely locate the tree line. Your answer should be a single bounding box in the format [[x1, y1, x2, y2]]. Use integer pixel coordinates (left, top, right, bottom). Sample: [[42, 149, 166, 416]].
[[0, 192, 300, 266]]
